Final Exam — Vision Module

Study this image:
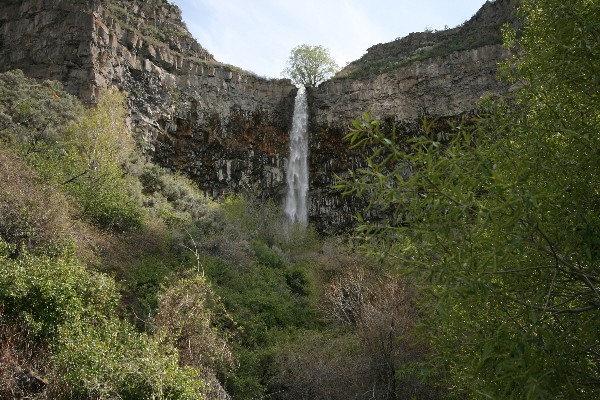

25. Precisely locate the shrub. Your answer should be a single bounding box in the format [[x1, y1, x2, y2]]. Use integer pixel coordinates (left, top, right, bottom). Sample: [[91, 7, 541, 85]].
[[336, 1, 600, 396], [53, 319, 205, 400], [252, 241, 287, 269], [0, 70, 81, 148], [271, 331, 369, 400], [0, 244, 208, 399], [222, 195, 284, 247], [0, 149, 72, 256], [128, 256, 178, 320], [200, 249, 317, 398], [279, 222, 321, 258], [54, 89, 144, 231], [155, 275, 234, 368], [321, 267, 432, 399], [0, 247, 118, 339], [0, 72, 144, 232], [154, 275, 235, 399], [138, 163, 220, 231]]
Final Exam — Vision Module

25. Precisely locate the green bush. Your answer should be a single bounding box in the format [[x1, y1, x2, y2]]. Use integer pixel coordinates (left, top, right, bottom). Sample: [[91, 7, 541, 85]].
[[199, 248, 318, 398], [0, 246, 118, 339], [0, 70, 81, 148], [53, 319, 205, 400], [0, 149, 73, 256], [0, 244, 207, 399], [0, 71, 144, 232], [138, 163, 220, 231], [54, 89, 144, 232], [279, 222, 321, 257], [252, 241, 287, 269], [337, 1, 600, 396], [222, 195, 284, 247], [127, 256, 178, 319]]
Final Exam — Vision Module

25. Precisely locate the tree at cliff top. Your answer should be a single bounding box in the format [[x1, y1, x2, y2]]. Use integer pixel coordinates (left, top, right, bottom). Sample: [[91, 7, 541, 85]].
[[282, 44, 339, 87], [337, 0, 600, 398]]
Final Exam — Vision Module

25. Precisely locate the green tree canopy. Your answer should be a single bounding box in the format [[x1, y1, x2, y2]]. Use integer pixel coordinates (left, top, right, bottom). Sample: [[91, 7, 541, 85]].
[[282, 44, 339, 87], [337, 0, 600, 398]]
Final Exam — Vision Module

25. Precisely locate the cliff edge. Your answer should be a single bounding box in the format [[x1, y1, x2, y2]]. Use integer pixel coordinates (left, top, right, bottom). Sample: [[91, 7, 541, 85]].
[[0, 0, 516, 231]]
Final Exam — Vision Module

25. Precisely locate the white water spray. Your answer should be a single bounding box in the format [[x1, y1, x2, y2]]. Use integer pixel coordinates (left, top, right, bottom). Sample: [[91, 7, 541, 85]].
[[285, 86, 309, 224]]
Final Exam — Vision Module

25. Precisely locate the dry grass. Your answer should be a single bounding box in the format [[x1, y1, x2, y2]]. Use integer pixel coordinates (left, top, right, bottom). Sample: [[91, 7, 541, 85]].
[[0, 149, 71, 255], [272, 248, 439, 400], [0, 320, 50, 399]]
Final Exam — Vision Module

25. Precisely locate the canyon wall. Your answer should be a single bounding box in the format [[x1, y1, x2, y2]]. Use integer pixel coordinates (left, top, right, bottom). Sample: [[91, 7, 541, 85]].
[[308, 42, 511, 230], [0, 0, 515, 232], [307, 0, 515, 231], [0, 0, 296, 199]]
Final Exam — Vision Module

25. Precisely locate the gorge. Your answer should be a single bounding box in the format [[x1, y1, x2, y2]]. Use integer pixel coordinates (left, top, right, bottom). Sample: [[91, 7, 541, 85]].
[[1, 1, 597, 398], [0, 0, 516, 232]]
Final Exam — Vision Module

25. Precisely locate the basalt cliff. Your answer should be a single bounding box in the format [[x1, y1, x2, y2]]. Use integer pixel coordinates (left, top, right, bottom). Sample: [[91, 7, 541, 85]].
[[0, 0, 515, 232]]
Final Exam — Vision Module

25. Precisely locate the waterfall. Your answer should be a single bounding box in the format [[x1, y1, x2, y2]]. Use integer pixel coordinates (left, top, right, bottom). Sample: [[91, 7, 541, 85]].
[[285, 86, 309, 224]]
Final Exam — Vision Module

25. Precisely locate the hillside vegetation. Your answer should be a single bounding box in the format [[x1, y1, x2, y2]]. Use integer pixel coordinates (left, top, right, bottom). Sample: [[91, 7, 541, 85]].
[[0, 70, 431, 399], [1, 0, 598, 399], [338, 0, 599, 398]]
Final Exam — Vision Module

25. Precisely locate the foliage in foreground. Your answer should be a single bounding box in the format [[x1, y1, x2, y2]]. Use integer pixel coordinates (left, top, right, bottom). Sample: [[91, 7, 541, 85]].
[[0, 243, 206, 399], [337, 0, 600, 398], [0, 70, 216, 398]]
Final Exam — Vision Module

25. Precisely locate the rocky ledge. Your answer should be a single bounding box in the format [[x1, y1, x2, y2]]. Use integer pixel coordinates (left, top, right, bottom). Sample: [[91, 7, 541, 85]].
[[0, 0, 516, 232]]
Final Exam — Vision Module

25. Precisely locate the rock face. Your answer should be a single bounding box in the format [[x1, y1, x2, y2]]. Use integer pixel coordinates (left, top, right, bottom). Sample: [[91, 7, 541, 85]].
[[0, 0, 515, 232], [0, 0, 96, 100], [307, 0, 516, 231], [313, 44, 508, 126], [0, 0, 297, 199]]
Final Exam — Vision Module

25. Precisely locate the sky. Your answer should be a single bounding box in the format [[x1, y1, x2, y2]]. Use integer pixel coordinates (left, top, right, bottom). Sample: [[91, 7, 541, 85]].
[[170, 0, 489, 79]]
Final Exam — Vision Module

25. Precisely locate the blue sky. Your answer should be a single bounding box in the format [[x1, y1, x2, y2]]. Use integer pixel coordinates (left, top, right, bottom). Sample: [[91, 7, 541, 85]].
[[170, 0, 488, 78]]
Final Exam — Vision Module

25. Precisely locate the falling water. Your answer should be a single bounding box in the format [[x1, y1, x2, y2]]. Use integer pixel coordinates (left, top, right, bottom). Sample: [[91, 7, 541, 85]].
[[285, 86, 309, 224]]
